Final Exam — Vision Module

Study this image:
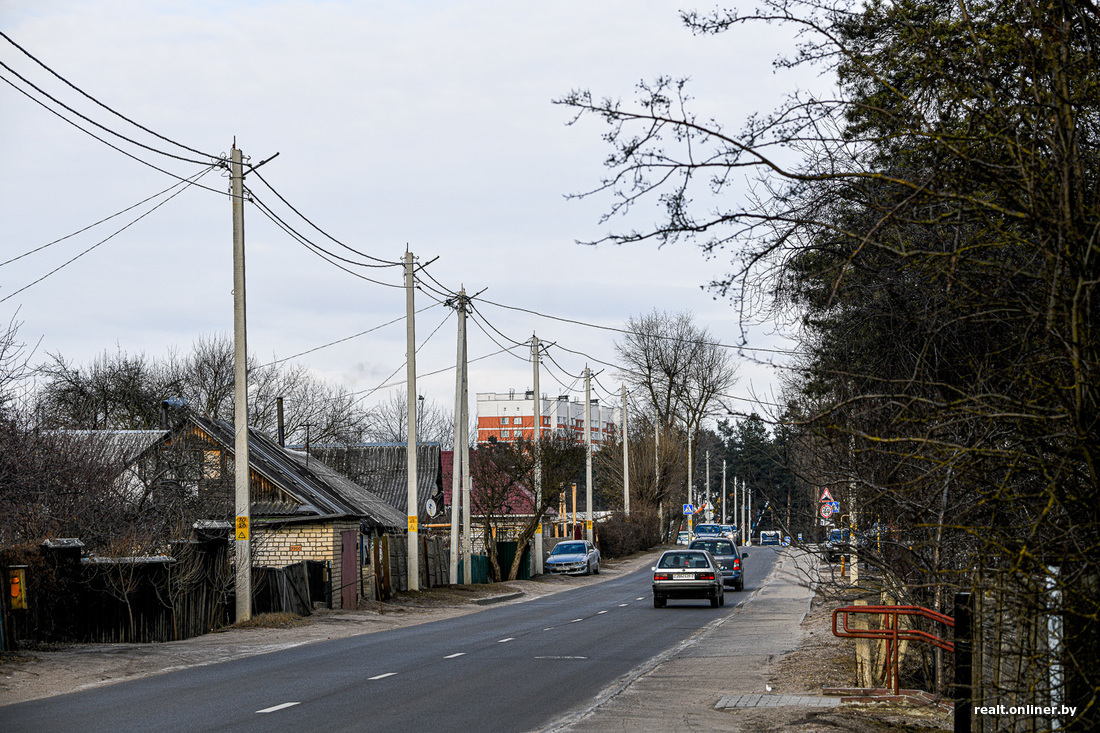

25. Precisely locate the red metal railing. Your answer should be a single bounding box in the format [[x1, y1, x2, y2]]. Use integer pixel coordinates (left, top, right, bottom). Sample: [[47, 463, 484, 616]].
[[832, 605, 955, 694]]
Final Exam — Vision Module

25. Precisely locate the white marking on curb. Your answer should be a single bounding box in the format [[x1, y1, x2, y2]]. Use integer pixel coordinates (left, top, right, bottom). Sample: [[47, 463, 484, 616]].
[[257, 702, 300, 714], [369, 673, 397, 680], [444, 652, 465, 659]]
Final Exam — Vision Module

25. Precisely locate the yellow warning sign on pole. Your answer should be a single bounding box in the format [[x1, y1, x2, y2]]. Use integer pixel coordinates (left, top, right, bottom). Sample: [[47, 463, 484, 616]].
[[585, 520, 593, 531], [408, 515, 418, 533], [235, 516, 249, 541]]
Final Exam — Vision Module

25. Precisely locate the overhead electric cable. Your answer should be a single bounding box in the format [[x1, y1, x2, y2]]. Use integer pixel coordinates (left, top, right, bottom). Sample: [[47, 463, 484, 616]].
[[477, 296, 800, 355], [0, 60, 210, 165], [467, 312, 531, 363], [1, 176, 210, 268], [255, 303, 441, 369], [0, 30, 218, 160], [0, 74, 227, 194], [350, 310, 453, 404], [0, 164, 216, 304], [249, 169, 402, 267], [248, 191, 404, 289]]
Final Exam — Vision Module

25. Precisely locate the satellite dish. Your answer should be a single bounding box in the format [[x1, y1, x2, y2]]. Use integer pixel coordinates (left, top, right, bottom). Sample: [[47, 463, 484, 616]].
[[426, 498, 439, 517]]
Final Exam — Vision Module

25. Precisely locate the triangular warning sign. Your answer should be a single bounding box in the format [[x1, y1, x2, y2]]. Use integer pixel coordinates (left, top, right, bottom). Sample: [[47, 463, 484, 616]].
[[819, 488, 835, 503]]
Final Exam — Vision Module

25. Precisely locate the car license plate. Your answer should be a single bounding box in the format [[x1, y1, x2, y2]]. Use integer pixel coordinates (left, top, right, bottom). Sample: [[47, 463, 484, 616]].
[[674, 573, 694, 580]]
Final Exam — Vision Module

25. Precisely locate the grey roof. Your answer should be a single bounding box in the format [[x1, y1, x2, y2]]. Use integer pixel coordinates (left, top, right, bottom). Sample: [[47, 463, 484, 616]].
[[53, 429, 169, 466], [188, 415, 403, 530], [303, 443, 445, 519]]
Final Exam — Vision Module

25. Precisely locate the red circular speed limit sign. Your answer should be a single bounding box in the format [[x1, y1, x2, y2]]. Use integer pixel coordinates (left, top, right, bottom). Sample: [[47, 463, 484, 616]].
[[820, 503, 835, 519]]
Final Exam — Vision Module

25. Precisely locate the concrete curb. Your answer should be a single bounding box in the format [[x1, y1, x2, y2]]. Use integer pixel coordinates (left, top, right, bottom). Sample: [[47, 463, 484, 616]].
[[473, 592, 525, 606]]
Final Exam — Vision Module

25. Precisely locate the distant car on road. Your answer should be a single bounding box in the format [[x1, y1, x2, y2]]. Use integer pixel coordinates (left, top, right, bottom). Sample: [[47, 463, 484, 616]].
[[719, 524, 737, 541], [545, 540, 600, 575], [692, 523, 724, 539], [825, 528, 850, 562], [676, 531, 691, 545], [688, 538, 747, 591], [759, 530, 782, 545], [652, 549, 725, 608]]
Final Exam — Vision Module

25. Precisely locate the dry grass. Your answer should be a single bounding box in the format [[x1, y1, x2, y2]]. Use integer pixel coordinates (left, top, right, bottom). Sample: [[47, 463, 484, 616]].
[[221, 612, 309, 630]]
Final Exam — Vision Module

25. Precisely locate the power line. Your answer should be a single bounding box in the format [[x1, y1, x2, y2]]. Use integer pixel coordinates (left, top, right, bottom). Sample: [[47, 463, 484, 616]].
[[247, 190, 405, 289], [0, 73, 228, 194], [249, 169, 402, 268], [477, 295, 800, 355], [0, 30, 218, 160], [0, 165, 217, 305], [349, 309, 453, 405], [0, 58, 211, 166], [1, 175, 211, 269], [254, 303, 442, 369]]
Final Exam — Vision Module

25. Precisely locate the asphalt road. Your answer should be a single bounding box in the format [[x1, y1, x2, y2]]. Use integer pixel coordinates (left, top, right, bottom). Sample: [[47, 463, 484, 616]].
[[2, 548, 779, 733]]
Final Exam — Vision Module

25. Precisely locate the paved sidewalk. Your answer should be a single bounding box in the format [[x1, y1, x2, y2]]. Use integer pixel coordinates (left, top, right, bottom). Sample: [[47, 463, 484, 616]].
[[552, 548, 832, 732]]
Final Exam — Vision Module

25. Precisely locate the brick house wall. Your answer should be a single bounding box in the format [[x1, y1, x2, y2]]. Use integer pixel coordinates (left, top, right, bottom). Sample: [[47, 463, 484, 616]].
[[253, 518, 360, 609]]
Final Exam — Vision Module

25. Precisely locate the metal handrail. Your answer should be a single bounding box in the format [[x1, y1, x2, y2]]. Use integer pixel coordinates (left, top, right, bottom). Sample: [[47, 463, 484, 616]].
[[832, 604, 955, 695]]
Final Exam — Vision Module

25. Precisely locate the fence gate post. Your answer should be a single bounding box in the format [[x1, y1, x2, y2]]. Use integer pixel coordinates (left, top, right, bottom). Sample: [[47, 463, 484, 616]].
[[954, 592, 974, 733]]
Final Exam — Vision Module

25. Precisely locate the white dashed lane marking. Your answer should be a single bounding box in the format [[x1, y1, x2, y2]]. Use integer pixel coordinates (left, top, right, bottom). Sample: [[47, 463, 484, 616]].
[[498, 637, 514, 643], [444, 653, 465, 659], [257, 702, 300, 714], [369, 673, 397, 680]]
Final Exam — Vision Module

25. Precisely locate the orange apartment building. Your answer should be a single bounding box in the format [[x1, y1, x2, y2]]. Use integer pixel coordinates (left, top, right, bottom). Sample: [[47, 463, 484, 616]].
[[476, 390, 620, 446]]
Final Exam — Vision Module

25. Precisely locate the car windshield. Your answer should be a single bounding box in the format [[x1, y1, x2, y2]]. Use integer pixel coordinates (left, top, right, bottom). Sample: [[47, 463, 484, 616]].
[[694, 525, 721, 534], [658, 552, 711, 569], [690, 540, 734, 556], [551, 543, 586, 555]]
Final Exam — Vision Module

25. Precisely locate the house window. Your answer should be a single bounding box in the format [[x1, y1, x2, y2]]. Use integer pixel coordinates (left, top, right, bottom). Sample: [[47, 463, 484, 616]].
[[501, 430, 510, 438], [203, 450, 221, 480]]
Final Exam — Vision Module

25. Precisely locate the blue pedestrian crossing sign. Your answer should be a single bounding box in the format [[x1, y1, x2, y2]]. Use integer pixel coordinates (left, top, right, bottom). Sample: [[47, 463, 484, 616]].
[[683, 504, 694, 515]]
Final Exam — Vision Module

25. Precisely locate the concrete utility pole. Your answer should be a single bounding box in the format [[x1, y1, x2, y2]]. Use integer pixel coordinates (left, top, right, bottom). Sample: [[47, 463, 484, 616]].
[[231, 144, 252, 623], [449, 290, 467, 584], [461, 350, 472, 583], [705, 451, 711, 521], [747, 487, 753, 546], [531, 335, 543, 574], [621, 385, 629, 517], [722, 460, 727, 525], [655, 421, 661, 537], [584, 367, 593, 543], [404, 251, 420, 591], [686, 430, 694, 535]]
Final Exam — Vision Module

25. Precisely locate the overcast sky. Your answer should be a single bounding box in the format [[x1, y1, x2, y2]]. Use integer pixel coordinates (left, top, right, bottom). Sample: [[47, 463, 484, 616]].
[[1, 1, 817, 425]]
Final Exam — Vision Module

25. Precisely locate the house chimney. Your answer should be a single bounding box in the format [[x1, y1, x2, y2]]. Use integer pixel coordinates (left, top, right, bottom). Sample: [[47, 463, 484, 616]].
[[277, 397, 285, 447]]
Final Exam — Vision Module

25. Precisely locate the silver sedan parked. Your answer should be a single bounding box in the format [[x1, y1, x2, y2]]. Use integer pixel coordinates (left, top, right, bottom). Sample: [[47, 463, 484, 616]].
[[545, 540, 601, 575], [651, 549, 725, 608]]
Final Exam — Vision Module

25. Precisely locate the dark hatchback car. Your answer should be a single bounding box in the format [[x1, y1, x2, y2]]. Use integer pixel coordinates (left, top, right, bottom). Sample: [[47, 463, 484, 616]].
[[651, 549, 725, 608], [688, 538, 747, 591]]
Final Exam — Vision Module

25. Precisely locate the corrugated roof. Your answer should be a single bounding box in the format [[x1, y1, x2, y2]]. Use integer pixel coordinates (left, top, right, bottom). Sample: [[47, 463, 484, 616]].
[[55, 429, 169, 466], [189, 416, 403, 530], [304, 443, 444, 519]]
